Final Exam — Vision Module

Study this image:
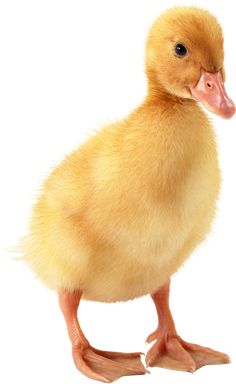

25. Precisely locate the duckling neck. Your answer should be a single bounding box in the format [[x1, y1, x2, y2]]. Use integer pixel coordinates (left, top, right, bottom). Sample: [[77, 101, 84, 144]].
[[145, 73, 194, 108]]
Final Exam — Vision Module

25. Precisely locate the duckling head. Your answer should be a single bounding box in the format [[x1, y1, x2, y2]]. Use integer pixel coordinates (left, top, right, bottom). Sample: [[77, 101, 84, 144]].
[[146, 7, 235, 118]]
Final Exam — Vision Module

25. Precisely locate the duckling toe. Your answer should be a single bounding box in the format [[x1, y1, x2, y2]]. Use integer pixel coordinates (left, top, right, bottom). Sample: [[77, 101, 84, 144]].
[[179, 338, 230, 370], [146, 329, 158, 344], [73, 347, 148, 383], [145, 335, 230, 373], [146, 336, 196, 372]]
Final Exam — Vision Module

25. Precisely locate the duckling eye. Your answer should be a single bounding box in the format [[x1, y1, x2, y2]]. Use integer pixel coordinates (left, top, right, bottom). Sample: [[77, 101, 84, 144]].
[[175, 43, 188, 57]]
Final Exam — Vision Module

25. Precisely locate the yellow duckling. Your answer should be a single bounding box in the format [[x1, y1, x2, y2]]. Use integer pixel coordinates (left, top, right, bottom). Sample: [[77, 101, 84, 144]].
[[22, 6, 235, 383]]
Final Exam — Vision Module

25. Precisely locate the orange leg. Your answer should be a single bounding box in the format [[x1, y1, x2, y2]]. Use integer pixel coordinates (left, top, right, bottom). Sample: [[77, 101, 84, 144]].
[[59, 290, 148, 383], [145, 280, 230, 372]]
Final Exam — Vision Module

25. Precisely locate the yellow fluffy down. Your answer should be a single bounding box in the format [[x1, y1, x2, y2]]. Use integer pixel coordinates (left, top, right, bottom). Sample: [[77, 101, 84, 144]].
[[22, 7, 221, 302]]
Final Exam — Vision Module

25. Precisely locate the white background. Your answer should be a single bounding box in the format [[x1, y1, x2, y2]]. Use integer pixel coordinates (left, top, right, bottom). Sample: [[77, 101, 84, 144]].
[[0, 1, 235, 383]]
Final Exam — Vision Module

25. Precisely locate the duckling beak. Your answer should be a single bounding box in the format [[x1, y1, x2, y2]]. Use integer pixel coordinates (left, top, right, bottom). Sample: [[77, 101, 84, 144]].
[[190, 71, 235, 119]]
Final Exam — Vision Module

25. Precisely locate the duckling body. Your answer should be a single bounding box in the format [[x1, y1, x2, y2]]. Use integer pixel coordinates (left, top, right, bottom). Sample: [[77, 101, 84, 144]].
[[25, 99, 219, 302]]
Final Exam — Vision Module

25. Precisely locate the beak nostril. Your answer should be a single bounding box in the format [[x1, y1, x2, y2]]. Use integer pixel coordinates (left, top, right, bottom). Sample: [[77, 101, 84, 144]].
[[206, 82, 212, 88]]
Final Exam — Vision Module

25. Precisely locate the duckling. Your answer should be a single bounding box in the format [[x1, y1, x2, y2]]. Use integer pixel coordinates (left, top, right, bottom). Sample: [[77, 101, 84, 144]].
[[22, 6, 235, 383]]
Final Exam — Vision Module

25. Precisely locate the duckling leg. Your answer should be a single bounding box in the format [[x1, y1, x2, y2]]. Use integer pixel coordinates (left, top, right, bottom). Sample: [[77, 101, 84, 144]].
[[145, 280, 230, 372], [59, 290, 148, 383]]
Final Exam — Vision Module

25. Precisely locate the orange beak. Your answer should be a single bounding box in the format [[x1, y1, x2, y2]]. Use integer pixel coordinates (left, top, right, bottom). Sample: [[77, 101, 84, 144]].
[[190, 71, 235, 119]]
